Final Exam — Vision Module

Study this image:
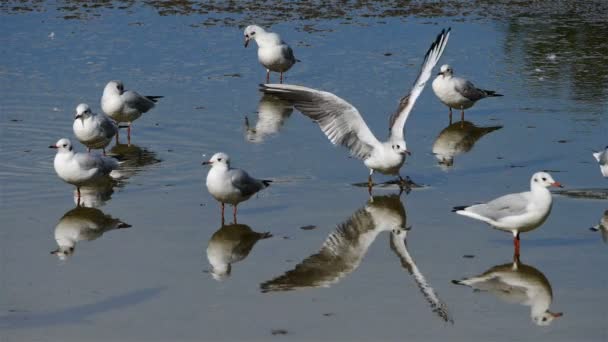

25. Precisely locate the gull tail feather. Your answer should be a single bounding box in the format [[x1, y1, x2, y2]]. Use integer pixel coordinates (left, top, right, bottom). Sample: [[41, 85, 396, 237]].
[[261, 180, 272, 187], [145, 96, 164, 103], [482, 89, 503, 97]]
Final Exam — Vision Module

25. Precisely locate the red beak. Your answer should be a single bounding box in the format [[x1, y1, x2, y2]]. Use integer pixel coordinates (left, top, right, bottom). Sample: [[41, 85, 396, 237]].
[[550, 312, 563, 318], [202, 161, 212, 165], [551, 182, 563, 188], [49, 145, 58, 149]]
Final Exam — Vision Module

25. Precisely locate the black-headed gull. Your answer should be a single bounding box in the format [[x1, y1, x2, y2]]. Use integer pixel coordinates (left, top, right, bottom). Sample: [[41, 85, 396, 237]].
[[51, 206, 131, 260], [203, 152, 272, 224], [244, 94, 293, 143], [50, 138, 119, 198], [207, 223, 272, 281], [590, 209, 608, 244], [432, 64, 503, 122], [453, 171, 562, 256], [261, 28, 450, 192], [432, 120, 502, 169], [452, 255, 563, 326], [101, 80, 162, 143], [260, 195, 408, 293], [244, 25, 298, 83], [72, 103, 117, 155], [592, 146, 608, 177]]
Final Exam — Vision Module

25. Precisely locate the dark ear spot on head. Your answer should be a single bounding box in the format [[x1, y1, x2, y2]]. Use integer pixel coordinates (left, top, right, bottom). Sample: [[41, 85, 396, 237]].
[[534, 178, 538, 182], [69, 146, 73, 151]]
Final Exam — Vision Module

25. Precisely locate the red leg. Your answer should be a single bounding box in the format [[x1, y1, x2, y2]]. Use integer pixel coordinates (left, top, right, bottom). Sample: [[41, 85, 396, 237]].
[[233, 205, 238, 224], [102, 148, 106, 156], [280, 72, 284, 84], [116, 129, 120, 144], [448, 108, 453, 124], [513, 232, 520, 258], [461, 109, 465, 122], [266, 70, 270, 83], [88, 148, 91, 153], [127, 123, 132, 145]]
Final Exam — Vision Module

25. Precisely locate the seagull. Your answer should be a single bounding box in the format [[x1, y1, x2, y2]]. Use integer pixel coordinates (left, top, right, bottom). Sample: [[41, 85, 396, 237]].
[[51, 206, 131, 260], [590, 209, 608, 244], [50, 138, 119, 198], [244, 94, 294, 143], [207, 223, 272, 281], [244, 25, 298, 83], [260, 28, 450, 192], [101, 80, 162, 143], [72, 103, 117, 155], [203, 152, 272, 224], [432, 120, 502, 169], [452, 171, 562, 256], [432, 64, 503, 122], [452, 255, 563, 326], [260, 195, 407, 292], [592, 146, 608, 177]]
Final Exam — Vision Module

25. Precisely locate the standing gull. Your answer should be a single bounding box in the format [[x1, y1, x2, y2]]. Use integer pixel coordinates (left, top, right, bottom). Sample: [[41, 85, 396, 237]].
[[453, 172, 562, 256], [432, 64, 503, 122], [592, 146, 608, 177], [261, 28, 450, 192], [589, 209, 608, 244], [244, 25, 298, 83], [101, 80, 162, 143], [72, 103, 117, 155], [203, 152, 272, 224], [50, 138, 119, 199]]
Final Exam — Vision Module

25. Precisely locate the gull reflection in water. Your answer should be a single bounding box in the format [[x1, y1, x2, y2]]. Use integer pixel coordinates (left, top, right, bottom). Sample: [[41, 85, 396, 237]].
[[260, 194, 452, 322], [72, 176, 116, 208], [432, 120, 502, 169], [590, 209, 608, 244], [107, 143, 162, 181], [206, 223, 272, 281], [244, 94, 293, 143], [51, 206, 131, 260], [452, 255, 563, 326]]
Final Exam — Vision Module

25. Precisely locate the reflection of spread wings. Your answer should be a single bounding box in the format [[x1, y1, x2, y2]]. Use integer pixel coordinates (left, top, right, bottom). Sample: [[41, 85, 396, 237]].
[[390, 231, 453, 323], [260, 207, 377, 292]]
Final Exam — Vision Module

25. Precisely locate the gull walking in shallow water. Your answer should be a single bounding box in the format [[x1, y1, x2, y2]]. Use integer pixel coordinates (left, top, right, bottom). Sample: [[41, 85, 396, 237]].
[[203, 153, 272, 224], [592, 146, 608, 177], [244, 25, 298, 83], [261, 28, 450, 192], [432, 64, 503, 122], [50, 138, 119, 199], [72, 103, 117, 155], [453, 172, 562, 256], [101, 80, 162, 143]]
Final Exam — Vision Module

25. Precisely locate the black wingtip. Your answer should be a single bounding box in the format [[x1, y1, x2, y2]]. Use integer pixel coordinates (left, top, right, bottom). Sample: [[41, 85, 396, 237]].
[[451, 280, 463, 285], [146, 95, 164, 103], [452, 205, 468, 212], [262, 180, 272, 187]]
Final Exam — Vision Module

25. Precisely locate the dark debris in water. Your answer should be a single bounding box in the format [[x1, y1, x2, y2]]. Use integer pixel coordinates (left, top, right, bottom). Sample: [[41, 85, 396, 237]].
[[462, 254, 475, 258], [557, 139, 570, 143], [554, 188, 608, 200], [271, 329, 289, 336], [300, 225, 317, 231], [3, 1, 606, 28], [352, 177, 424, 189]]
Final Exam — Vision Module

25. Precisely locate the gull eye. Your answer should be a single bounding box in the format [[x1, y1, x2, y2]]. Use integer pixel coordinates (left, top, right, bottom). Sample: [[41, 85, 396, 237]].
[[251, 31, 256, 35], [63, 144, 67, 147], [218, 158, 222, 162], [542, 177, 547, 181], [542, 317, 547, 322]]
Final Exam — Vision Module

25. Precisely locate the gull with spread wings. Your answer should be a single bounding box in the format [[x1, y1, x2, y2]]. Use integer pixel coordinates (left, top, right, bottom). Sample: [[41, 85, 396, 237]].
[[260, 28, 450, 192]]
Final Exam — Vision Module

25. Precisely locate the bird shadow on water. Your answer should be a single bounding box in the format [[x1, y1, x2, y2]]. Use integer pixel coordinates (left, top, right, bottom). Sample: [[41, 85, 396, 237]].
[[0, 287, 166, 330]]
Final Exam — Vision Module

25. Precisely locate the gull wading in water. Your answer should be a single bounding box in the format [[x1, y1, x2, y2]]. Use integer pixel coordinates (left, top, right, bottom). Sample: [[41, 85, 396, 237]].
[[244, 25, 298, 83], [72, 103, 117, 155], [50, 138, 119, 199], [592, 146, 608, 177], [261, 28, 450, 192], [101, 80, 162, 143], [453, 172, 562, 256], [432, 64, 503, 122], [203, 153, 272, 224]]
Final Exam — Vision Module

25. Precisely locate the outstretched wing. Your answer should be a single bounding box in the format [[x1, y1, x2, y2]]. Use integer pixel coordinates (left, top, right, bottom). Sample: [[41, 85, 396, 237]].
[[260, 84, 381, 160], [389, 28, 450, 141], [260, 206, 377, 292], [390, 230, 453, 323]]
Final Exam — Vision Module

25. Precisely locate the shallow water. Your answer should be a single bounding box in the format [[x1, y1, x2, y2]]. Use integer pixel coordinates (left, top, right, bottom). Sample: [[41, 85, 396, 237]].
[[1, 2, 607, 341]]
